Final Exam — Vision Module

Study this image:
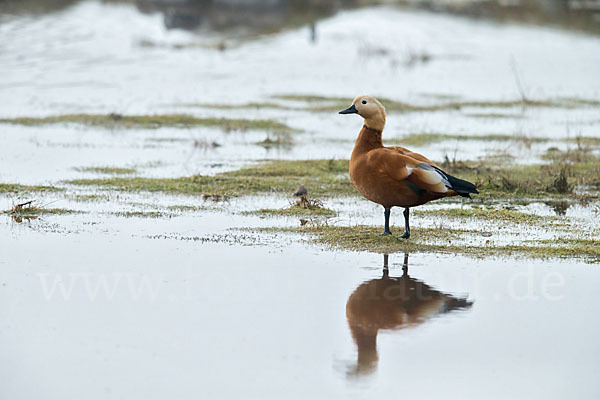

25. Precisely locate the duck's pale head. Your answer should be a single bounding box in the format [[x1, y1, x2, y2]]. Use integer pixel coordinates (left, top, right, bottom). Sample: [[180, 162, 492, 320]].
[[339, 95, 386, 132]]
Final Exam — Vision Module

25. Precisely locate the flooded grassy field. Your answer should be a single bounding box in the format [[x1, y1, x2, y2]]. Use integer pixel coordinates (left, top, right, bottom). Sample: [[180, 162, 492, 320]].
[[1, 0, 600, 398]]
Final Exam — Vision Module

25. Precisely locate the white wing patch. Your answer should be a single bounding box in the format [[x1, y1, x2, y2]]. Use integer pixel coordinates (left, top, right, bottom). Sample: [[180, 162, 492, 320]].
[[416, 163, 450, 193], [419, 168, 442, 185]]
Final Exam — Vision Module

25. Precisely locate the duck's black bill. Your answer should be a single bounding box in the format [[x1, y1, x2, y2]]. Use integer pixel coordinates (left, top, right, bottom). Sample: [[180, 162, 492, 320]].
[[339, 104, 358, 114]]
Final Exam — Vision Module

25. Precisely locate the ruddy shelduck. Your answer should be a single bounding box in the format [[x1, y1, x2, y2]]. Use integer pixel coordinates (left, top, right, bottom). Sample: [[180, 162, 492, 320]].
[[340, 95, 478, 238]]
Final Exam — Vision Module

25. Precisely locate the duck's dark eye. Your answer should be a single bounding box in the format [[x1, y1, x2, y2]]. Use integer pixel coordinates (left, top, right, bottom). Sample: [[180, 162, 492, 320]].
[[362, 100, 367, 104]]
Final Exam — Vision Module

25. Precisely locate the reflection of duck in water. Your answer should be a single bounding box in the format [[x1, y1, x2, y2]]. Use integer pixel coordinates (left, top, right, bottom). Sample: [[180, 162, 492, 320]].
[[346, 254, 473, 376]]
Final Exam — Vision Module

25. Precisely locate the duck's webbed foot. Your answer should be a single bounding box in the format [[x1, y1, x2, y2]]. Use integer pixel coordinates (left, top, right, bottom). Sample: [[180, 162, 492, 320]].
[[380, 229, 392, 236], [399, 230, 410, 239]]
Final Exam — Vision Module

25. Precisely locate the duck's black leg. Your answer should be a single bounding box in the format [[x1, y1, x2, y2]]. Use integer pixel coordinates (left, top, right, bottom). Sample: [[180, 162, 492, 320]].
[[381, 208, 392, 236], [400, 208, 410, 239]]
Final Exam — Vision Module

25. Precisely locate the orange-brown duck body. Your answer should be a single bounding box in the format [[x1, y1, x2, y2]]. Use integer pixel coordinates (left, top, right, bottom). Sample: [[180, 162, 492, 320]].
[[340, 95, 478, 238]]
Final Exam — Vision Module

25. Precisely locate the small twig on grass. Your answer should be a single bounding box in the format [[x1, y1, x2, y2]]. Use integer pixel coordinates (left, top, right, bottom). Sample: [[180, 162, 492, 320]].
[[11, 200, 34, 214]]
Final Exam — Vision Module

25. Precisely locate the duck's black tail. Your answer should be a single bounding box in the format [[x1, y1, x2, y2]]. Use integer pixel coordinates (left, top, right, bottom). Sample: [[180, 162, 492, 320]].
[[446, 173, 479, 198], [428, 164, 478, 198]]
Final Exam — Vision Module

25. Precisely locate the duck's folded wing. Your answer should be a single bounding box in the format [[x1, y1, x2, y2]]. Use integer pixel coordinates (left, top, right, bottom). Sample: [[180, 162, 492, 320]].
[[408, 163, 451, 194], [388, 146, 438, 167], [367, 149, 450, 194]]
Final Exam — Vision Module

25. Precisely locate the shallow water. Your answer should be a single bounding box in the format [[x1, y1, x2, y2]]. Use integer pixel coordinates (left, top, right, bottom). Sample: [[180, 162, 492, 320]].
[[1, 233, 600, 399], [1, 1, 600, 398]]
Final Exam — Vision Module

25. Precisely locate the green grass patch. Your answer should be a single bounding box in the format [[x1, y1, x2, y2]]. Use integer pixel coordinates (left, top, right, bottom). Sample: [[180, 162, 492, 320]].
[[444, 156, 600, 199], [328, 134, 599, 148], [167, 205, 207, 212], [387, 133, 548, 147], [0, 113, 297, 133], [72, 194, 110, 202], [0, 183, 63, 194], [75, 166, 137, 175], [413, 207, 563, 225], [66, 155, 600, 200], [259, 225, 600, 259], [3, 204, 77, 216], [565, 136, 600, 146], [274, 94, 600, 113], [190, 102, 291, 110], [273, 94, 349, 103], [67, 159, 352, 197], [112, 211, 166, 218], [243, 204, 337, 217], [535, 238, 600, 257], [465, 112, 525, 119], [255, 135, 294, 148], [145, 137, 191, 143], [256, 225, 471, 254], [541, 147, 597, 163]]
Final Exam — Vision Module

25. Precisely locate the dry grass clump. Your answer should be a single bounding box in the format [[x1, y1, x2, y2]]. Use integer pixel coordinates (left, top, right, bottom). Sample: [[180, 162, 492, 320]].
[[3, 200, 77, 222]]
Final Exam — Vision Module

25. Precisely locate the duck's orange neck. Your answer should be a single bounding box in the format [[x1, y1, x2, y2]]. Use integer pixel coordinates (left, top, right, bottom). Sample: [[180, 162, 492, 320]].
[[352, 125, 383, 157]]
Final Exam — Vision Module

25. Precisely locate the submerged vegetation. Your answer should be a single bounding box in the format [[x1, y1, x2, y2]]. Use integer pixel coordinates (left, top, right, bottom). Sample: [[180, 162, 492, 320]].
[[0, 113, 297, 133]]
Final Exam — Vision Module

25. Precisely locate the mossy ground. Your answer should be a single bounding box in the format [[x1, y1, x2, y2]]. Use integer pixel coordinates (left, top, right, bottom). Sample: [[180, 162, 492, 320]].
[[274, 94, 600, 113], [465, 112, 525, 119], [0, 113, 297, 133], [167, 205, 206, 212], [387, 132, 549, 146], [189, 102, 290, 110], [71, 194, 110, 202], [412, 207, 564, 226], [243, 204, 337, 217], [0, 183, 64, 194], [255, 225, 600, 260], [111, 211, 167, 218], [177, 95, 600, 116], [3, 204, 77, 216], [65, 154, 599, 201], [453, 158, 600, 199], [67, 159, 352, 197], [255, 134, 295, 148], [75, 166, 137, 175]]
